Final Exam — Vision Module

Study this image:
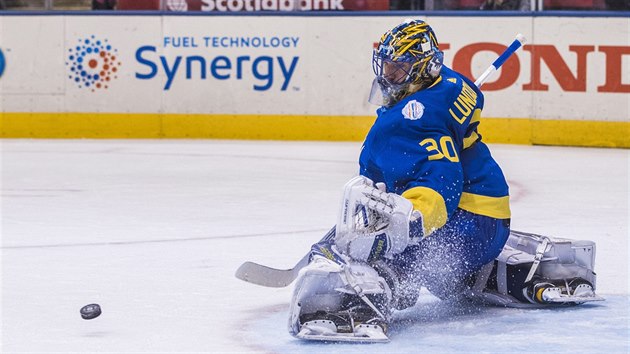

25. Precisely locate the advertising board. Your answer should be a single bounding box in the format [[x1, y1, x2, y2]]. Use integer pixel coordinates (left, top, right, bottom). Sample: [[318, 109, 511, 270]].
[[0, 14, 627, 146]]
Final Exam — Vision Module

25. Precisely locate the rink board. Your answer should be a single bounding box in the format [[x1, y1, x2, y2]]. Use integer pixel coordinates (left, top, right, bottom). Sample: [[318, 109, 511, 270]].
[[0, 13, 628, 147]]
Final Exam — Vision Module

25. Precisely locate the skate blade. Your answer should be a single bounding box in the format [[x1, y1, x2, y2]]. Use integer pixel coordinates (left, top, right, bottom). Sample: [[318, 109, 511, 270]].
[[474, 290, 604, 309], [297, 321, 390, 343], [545, 294, 605, 304], [542, 284, 605, 304]]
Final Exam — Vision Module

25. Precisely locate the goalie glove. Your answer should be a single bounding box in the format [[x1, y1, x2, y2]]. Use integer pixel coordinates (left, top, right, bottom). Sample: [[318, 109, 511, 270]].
[[335, 176, 420, 262]]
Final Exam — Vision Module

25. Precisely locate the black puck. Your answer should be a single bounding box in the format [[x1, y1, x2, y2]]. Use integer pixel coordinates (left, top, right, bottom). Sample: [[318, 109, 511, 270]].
[[80, 303, 102, 320]]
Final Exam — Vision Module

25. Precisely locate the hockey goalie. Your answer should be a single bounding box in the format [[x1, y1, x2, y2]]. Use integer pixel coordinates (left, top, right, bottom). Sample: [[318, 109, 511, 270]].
[[287, 19, 603, 343]]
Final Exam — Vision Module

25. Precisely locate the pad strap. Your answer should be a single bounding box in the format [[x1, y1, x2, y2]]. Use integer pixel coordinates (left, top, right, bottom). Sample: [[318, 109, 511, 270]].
[[525, 236, 550, 283]]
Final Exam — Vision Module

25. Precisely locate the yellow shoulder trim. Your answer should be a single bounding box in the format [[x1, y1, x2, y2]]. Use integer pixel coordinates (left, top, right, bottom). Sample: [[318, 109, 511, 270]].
[[458, 192, 511, 219], [401, 186, 448, 237]]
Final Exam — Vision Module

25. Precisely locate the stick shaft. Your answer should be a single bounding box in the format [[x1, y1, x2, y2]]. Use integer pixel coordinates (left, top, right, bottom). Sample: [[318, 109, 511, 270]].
[[474, 34, 526, 88]]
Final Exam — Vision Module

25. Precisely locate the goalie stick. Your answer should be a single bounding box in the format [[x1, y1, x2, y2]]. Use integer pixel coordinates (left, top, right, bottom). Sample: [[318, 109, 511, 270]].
[[235, 227, 336, 287], [234, 33, 527, 288]]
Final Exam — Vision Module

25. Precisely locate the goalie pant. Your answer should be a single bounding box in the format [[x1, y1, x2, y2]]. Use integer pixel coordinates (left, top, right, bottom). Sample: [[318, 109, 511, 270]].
[[374, 207, 512, 301]]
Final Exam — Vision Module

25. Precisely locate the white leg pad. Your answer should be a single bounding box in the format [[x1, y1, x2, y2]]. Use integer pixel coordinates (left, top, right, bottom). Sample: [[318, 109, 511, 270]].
[[480, 230, 604, 306], [288, 255, 392, 342], [498, 230, 598, 288]]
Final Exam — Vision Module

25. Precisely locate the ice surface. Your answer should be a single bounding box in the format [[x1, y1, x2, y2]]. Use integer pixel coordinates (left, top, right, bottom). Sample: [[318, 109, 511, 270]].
[[1, 139, 628, 353]]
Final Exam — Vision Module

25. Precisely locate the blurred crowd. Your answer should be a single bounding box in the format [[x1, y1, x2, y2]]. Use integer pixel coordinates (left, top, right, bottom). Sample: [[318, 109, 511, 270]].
[[393, 0, 629, 10], [0, 0, 628, 11]]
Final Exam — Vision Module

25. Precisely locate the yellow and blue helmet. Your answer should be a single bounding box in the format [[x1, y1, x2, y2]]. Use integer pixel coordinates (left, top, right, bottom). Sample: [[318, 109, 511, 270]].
[[369, 19, 444, 107]]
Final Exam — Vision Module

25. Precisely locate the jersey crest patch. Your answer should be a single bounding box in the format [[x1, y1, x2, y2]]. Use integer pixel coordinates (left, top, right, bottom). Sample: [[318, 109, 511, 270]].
[[402, 100, 424, 121]]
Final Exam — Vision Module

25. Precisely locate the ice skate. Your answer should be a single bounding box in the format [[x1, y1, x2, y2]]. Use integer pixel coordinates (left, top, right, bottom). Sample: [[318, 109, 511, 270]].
[[296, 299, 390, 343], [524, 277, 603, 305]]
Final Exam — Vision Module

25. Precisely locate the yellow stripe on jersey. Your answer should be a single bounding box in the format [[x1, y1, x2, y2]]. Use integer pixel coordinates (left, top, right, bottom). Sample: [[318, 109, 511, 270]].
[[402, 186, 448, 237], [463, 109, 482, 149], [470, 108, 481, 125], [458, 192, 511, 219], [463, 131, 480, 149]]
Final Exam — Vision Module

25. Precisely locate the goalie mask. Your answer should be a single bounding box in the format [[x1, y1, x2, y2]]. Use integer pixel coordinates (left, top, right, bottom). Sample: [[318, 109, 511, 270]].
[[369, 19, 444, 107]]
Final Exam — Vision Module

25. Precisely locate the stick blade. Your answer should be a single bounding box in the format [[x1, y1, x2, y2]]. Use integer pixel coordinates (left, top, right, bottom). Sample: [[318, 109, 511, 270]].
[[235, 261, 300, 288]]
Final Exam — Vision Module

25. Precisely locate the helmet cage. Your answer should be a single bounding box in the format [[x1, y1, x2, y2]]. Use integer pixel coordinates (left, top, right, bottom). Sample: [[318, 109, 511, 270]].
[[372, 52, 416, 86]]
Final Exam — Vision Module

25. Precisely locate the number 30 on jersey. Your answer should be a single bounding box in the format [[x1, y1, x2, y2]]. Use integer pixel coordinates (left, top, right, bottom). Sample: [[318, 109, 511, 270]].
[[420, 136, 459, 162]]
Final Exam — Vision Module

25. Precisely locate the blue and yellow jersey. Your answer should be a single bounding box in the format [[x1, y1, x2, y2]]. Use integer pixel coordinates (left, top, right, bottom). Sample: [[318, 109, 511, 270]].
[[359, 66, 510, 237]]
